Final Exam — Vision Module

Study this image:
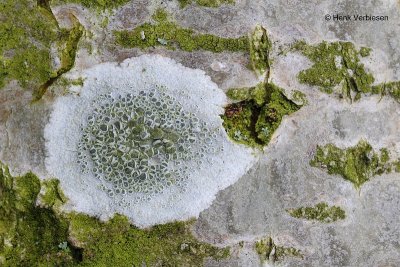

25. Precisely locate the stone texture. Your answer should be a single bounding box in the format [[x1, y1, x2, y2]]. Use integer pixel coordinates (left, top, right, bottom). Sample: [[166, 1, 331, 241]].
[[1, 0, 400, 266]]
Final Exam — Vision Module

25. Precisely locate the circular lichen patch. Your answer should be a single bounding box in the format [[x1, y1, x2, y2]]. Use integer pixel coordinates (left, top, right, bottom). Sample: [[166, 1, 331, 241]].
[[77, 89, 218, 201], [45, 55, 255, 227]]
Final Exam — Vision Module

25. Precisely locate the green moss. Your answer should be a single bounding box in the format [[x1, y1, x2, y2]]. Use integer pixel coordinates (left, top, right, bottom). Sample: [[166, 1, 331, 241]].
[[380, 148, 390, 163], [310, 140, 395, 188], [67, 214, 229, 266], [178, 0, 192, 8], [49, 77, 85, 96], [222, 82, 300, 148], [359, 47, 372, 57], [250, 25, 272, 75], [0, 163, 79, 266], [0, 0, 58, 89], [255, 237, 302, 263], [293, 40, 400, 103], [0, 0, 84, 101], [221, 101, 261, 148], [178, 0, 234, 8], [55, 77, 85, 87], [226, 87, 253, 101], [34, 17, 84, 101], [40, 179, 67, 209], [287, 202, 345, 223], [59, 19, 84, 74], [291, 90, 308, 105], [52, 0, 130, 10], [114, 10, 248, 53], [292, 41, 375, 101], [255, 83, 300, 144], [371, 81, 400, 103], [394, 160, 400, 173], [0, 162, 229, 266]]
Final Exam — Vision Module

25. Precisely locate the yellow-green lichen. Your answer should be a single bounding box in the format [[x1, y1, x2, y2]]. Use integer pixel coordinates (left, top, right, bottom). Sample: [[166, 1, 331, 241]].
[[0, 162, 229, 266], [292, 41, 374, 100], [287, 202, 345, 223], [310, 140, 397, 188], [178, 0, 234, 8], [250, 25, 272, 75], [114, 9, 248, 53], [222, 82, 300, 148], [0, 0, 84, 101], [255, 237, 302, 263]]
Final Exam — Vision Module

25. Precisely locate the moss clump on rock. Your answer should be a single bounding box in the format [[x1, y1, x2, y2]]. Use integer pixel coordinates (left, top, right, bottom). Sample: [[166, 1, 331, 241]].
[[114, 9, 248, 53], [287, 202, 346, 223], [371, 81, 400, 103], [34, 16, 84, 101], [292, 40, 400, 103], [222, 82, 300, 148], [52, 0, 130, 10], [39, 179, 67, 209], [291, 90, 308, 105], [178, 0, 234, 8], [0, 163, 79, 266], [255, 237, 302, 263], [67, 214, 229, 266], [292, 41, 374, 101], [0, 0, 58, 89], [0, 162, 229, 266], [359, 47, 372, 57], [310, 140, 396, 188], [250, 25, 272, 75], [0, 0, 84, 100]]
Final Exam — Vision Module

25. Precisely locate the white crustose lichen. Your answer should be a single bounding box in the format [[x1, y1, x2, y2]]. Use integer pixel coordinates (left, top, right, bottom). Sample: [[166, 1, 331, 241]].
[[45, 55, 256, 227]]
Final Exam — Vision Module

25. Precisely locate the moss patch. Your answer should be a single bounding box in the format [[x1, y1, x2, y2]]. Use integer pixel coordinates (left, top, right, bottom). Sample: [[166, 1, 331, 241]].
[[0, 162, 229, 266], [114, 9, 248, 53], [39, 179, 67, 209], [222, 82, 300, 148], [255, 237, 302, 263], [359, 47, 372, 57], [0, 0, 84, 100], [292, 41, 374, 101], [67, 214, 229, 266], [287, 202, 345, 223], [310, 140, 397, 188], [292, 40, 400, 103], [0, 0, 58, 89], [0, 163, 80, 266], [250, 25, 272, 75], [34, 16, 84, 101], [371, 81, 400, 103], [291, 90, 308, 105], [178, 0, 234, 8], [52, 0, 130, 10]]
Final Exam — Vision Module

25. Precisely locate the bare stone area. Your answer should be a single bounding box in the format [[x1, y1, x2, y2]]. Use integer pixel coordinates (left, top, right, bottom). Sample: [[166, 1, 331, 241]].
[[1, 0, 400, 266]]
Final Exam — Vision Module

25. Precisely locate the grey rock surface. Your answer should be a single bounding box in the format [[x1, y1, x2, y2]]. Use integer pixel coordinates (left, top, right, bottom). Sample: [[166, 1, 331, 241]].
[[195, 97, 400, 266], [1, 0, 400, 266]]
